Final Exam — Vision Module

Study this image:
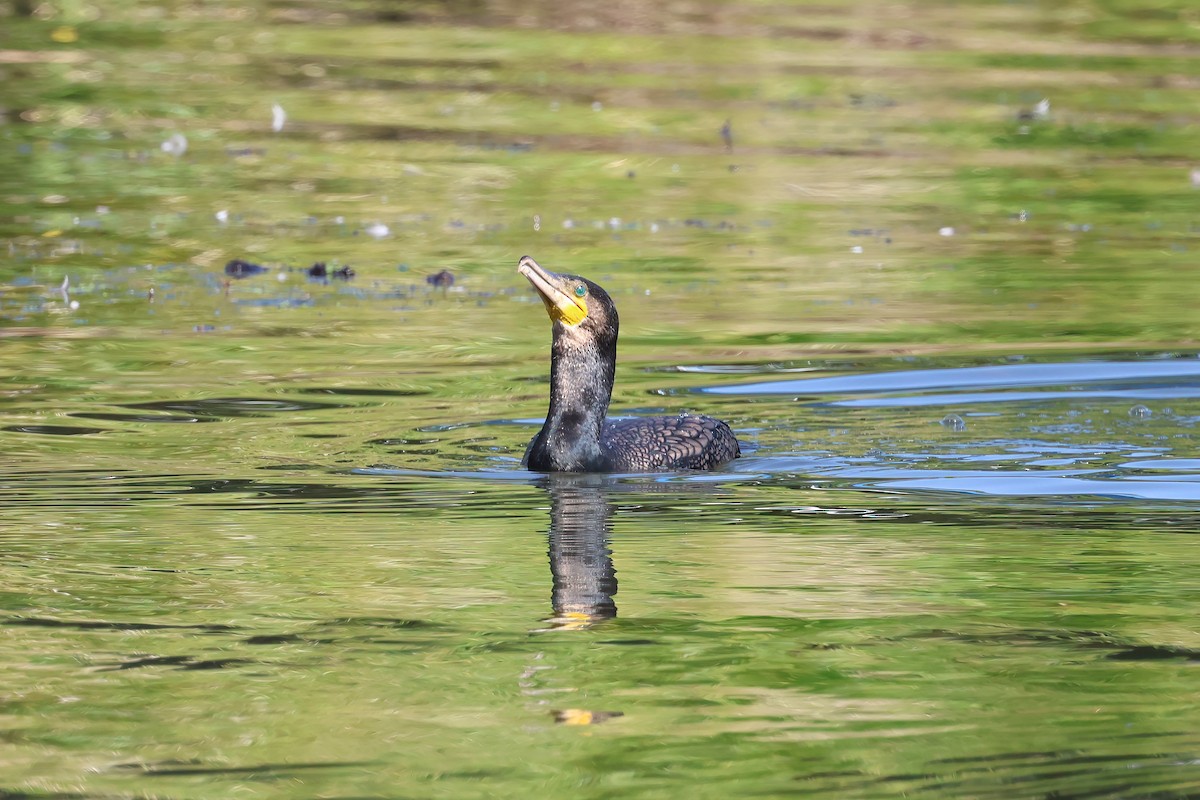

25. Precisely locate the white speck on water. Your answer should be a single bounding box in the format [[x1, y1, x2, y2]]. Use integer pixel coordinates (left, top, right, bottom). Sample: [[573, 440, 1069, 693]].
[[592, 101, 603, 111], [650, 223, 659, 233], [271, 103, 286, 132], [671, 164, 680, 173], [335, 216, 345, 225], [1017, 209, 1028, 222], [851, 245, 863, 254], [277, 272, 287, 282], [533, 214, 541, 232], [940, 414, 966, 431], [1033, 98, 1050, 119], [160, 133, 188, 156], [609, 217, 620, 230], [215, 209, 229, 224], [938, 226, 955, 237], [95, 205, 109, 215], [645, 289, 651, 296], [1191, 168, 1200, 188], [69, 300, 80, 310], [365, 223, 390, 239], [1129, 404, 1152, 419], [562, 219, 574, 229]]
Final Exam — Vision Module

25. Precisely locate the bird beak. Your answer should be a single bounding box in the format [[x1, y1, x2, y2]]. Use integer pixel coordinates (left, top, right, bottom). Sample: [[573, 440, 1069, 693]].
[[518, 255, 588, 326]]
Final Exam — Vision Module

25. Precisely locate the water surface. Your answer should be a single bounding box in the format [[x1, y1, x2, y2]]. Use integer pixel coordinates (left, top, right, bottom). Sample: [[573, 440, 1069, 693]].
[[4, 1, 1200, 798]]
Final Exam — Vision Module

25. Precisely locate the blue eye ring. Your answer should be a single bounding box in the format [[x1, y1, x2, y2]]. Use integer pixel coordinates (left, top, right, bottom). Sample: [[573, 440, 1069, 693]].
[[574, 284, 587, 297]]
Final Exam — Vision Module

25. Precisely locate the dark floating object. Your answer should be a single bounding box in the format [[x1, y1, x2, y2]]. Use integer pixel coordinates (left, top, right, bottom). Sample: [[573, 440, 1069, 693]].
[[307, 262, 355, 280], [426, 269, 455, 288], [224, 259, 268, 278], [518, 255, 740, 472], [720, 118, 733, 152]]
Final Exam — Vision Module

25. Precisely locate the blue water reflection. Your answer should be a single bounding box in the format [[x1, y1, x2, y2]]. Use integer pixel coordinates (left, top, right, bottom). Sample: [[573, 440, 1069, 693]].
[[705, 359, 1200, 397]]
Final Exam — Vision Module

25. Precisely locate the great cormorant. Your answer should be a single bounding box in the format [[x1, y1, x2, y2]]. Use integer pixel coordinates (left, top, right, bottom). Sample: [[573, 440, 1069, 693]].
[[518, 255, 740, 472]]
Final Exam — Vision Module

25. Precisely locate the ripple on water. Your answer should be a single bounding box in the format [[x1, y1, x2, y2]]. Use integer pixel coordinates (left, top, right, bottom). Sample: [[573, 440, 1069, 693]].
[[675, 357, 1200, 504], [122, 397, 350, 417]]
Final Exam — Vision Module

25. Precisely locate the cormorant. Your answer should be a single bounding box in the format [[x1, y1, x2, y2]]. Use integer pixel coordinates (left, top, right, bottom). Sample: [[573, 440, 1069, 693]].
[[518, 255, 740, 473]]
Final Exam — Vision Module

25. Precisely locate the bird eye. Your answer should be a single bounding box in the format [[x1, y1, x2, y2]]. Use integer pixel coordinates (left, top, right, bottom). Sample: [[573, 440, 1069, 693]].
[[574, 284, 587, 297]]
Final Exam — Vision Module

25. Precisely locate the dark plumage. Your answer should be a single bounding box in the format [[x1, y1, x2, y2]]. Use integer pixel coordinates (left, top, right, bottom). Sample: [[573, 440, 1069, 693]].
[[518, 255, 740, 473]]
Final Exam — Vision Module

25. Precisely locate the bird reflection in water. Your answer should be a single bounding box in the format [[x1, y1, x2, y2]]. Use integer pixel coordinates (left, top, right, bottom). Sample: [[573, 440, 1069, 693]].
[[529, 474, 623, 726], [542, 474, 618, 630], [528, 475, 729, 725]]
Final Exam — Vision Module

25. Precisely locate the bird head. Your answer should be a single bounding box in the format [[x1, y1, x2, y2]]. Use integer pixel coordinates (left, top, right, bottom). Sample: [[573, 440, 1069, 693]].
[[518, 255, 617, 342]]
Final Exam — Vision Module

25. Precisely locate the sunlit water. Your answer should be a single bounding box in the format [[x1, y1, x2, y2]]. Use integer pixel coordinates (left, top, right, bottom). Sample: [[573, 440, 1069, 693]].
[[5, 1, 1200, 798], [6, 342, 1200, 799]]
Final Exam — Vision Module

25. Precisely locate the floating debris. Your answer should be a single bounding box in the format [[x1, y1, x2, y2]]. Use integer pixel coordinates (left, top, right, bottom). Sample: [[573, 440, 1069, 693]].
[[160, 133, 188, 157], [307, 262, 354, 280], [940, 414, 966, 431], [1018, 98, 1050, 121], [271, 103, 286, 133], [365, 223, 390, 239], [224, 259, 269, 278], [215, 210, 229, 224], [426, 269, 455, 288], [938, 226, 955, 237], [1129, 404, 1152, 419]]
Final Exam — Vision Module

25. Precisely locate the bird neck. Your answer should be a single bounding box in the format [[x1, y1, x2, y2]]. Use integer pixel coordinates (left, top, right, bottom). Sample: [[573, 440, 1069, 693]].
[[540, 331, 615, 470]]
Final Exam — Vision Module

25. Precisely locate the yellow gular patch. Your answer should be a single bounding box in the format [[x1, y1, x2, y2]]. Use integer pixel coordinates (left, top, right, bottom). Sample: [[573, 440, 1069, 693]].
[[552, 296, 588, 326]]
